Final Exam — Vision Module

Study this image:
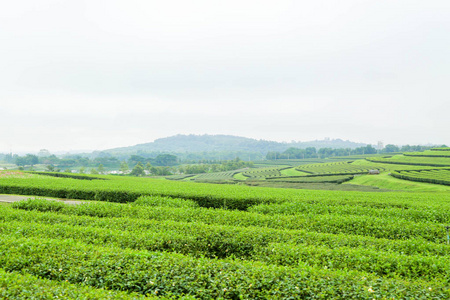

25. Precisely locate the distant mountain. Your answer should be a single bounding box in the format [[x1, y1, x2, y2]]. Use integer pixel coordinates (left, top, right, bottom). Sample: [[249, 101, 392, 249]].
[[98, 134, 367, 158]]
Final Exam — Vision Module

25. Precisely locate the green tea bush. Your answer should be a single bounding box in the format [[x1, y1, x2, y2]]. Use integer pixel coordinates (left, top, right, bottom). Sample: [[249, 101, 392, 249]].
[[0, 269, 152, 300], [0, 236, 447, 299], [132, 195, 199, 208], [11, 198, 66, 212]]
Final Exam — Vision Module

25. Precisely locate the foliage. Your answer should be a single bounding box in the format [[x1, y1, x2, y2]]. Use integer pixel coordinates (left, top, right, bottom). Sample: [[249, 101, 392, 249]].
[[391, 169, 450, 186], [2, 195, 450, 298], [0, 268, 152, 299], [130, 162, 145, 177], [367, 155, 450, 167], [132, 195, 199, 208], [1, 166, 450, 299], [295, 161, 386, 175]]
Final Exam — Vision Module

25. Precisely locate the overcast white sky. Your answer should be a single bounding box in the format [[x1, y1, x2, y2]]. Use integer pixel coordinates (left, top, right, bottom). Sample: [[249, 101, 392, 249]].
[[1, 0, 449, 153]]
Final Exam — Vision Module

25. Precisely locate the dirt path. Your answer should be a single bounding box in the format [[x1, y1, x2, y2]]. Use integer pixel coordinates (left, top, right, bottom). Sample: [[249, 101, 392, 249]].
[[0, 194, 84, 205]]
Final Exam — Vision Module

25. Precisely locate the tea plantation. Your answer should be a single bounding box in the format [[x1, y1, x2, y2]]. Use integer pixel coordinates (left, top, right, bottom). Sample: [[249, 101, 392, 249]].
[[1, 170, 450, 298]]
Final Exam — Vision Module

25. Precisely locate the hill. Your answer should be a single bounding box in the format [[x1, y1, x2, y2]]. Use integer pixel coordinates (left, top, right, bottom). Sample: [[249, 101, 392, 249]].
[[99, 134, 367, 158]]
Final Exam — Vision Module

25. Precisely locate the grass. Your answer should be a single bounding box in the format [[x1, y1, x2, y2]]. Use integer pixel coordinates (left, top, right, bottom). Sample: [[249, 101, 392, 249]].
[[1, 174, 450, 298], [242, 181, 389, 192], [345, 173, 450, 192], [351, 159, 438, 171], [367, 155, 450, 167], [233, 173, 247, 180], [280, 167, 307, 176]]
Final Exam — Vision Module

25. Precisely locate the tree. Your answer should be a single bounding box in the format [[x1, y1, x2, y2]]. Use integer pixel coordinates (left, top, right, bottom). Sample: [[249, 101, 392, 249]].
[[128, 155, 146, 167], [79, 167, 85, 174], [145, 162, 152, 172], [90, 168, 99, 175], [46, 164, 55, 172], [25, 154, 39, 166], [120, 161, 129, 174], [363, 145, 377, 155], [383, 144, 399, 153], [15, 156, 27, 167], [97, 164, 105, 174], [154, 154, 177, 166], [130, 162, 145, 177]]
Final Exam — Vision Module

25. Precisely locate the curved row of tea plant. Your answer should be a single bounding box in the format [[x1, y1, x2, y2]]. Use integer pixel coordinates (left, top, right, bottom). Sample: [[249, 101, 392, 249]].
[[5, 170, 448, 210], [366, 155, 450, 167], [404, 150, 450, 158], [4, 204, 450, 281], [295, 161, 386, 175], [188, 170, 240, 182], [265, 175, 354, 184], [240, 166, 290, 179], [391, 169, 450, 186], [5, 202, 450, 257], [12, 198, 450, 242], [0, 233, 447, 299], [0, 172, 303, 209], [2, 183, 450, 299], [0, 268, 153, 300]]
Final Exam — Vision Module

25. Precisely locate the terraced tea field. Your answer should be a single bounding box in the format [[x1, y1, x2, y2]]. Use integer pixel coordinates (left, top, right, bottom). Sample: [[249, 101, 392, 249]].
[[2, 169, 450, 298], [367, 154, 450, 167], [404, 148, 450, 157], [295, 161, 387, 175], [1, 170, 450, 298], [392, 169, 450, 186], [240, 166, 289, 179], [187, 170, 240, 182]]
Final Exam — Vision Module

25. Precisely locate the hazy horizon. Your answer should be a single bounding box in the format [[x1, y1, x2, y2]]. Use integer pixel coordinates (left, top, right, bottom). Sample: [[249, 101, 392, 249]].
[[2, 133, 444, 156], [1, 0, 449, 153]]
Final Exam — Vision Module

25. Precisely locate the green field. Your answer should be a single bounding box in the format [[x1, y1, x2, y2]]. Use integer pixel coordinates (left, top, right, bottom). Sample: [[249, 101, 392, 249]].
[[345, 173, 450, 192], [391, 169, 450, 186], [184, 170, 240, 182], [240, 167, 288, 180], [295, 161, 387, 175], [167, 150, 449, 192], [1, 184, 450, 298], [366, 154, 450, 167], [403, 148, 450, 157], [2, 148, 450, 299]]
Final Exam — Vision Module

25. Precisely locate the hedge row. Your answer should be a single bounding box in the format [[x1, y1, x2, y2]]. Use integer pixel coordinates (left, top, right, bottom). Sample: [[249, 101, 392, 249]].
[[31, 171, 107, 180], [0, 235, 447, 299], [404, 153, 450, 158], [0, 175, 295, 210], [391, 171, 450, 186], [265, 175, 354, 184], [0, 183, 260, 210], [3, 216, 450, 281], [0, 269, 153, 300], [0, 184, 141, 203], [366, 158, 450, 167], [10, 200, 450, 248]]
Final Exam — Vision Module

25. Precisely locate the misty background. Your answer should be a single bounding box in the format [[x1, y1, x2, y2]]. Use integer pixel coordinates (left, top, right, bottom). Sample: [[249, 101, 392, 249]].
[[1, 0, 449, 153]]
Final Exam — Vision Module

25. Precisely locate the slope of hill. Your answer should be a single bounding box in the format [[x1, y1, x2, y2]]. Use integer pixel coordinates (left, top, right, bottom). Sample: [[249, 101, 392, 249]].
[[100, 134, 367, 156]]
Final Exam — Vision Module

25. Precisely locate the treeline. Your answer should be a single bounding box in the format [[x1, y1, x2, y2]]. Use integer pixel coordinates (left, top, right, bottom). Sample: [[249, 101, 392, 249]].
[[1, 153, 121, 169], [178, 159, 253, 175], [266, 145, 378, 160], [128, 158, 253, 177], [384, 144, 446, 153], [0, 152, 253, 177], [266, 144, 440, 160], [0, 153, 179, 170]]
